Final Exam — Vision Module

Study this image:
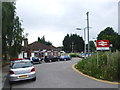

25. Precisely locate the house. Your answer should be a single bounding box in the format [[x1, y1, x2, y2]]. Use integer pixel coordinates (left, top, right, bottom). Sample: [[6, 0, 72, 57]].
[[18, 39, 61, 58]]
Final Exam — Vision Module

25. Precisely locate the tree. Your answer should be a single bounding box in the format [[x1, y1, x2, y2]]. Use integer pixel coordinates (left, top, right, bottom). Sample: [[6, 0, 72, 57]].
[[63, 34, 71, 53], [63, 34, 84, 53], [114, 35, 120, 51], [89, 41, 96, 52], [46, 41, 52, 46], [37, 36, 52, 46], [2, 2, 24, 59], [97, 27, 119, 51]]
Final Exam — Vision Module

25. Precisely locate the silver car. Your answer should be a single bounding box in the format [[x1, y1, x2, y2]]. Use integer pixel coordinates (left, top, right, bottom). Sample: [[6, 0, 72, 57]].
[[9, 59, 36, 84]]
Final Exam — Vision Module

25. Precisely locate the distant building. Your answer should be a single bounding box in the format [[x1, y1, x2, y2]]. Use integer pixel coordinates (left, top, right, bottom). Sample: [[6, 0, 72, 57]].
[[118, 1, 120, 35], [18, 40, 61, 58]]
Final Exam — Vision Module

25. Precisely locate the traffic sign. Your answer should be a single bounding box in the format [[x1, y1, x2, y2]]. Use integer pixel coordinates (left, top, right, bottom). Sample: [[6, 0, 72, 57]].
[[96, 40, 110, 51]]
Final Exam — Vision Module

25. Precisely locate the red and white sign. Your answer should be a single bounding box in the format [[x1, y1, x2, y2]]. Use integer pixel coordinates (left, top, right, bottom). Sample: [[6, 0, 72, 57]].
[[96, 40, 110, 50]]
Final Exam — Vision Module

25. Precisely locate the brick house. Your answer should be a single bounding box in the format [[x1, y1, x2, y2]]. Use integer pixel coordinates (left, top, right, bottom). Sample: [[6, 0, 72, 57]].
[[18, 40, 61, 58]]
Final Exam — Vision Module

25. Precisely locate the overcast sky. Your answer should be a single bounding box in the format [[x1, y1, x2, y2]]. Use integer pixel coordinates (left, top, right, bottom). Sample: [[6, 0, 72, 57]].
[[15, 0, 119, 47]]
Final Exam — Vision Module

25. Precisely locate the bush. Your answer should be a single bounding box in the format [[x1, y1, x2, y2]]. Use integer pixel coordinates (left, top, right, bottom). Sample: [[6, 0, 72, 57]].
[[76, 51, 120, 82], [69, 53, 79, 57]]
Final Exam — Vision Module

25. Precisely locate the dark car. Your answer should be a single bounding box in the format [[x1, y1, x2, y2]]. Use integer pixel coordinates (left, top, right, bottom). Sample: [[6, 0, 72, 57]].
[[59, 56, 71, 61], [44, 56, 59, 62], [30, 57, 41, 64]]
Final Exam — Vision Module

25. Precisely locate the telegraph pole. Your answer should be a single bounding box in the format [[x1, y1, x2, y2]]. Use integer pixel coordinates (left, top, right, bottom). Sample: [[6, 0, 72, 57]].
[[86, 12, 90, 62], [84, 28, 86, 57]]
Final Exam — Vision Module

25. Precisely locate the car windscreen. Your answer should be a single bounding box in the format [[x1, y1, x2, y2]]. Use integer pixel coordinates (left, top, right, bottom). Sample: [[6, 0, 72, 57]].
[[64, 56, 69, 58], [12, 61, 33, 69], [60, 56, 65, 58]]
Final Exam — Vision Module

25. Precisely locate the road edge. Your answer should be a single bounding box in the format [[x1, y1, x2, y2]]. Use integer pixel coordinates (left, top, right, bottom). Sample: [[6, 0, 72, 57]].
[[72, 64, 120, 85]]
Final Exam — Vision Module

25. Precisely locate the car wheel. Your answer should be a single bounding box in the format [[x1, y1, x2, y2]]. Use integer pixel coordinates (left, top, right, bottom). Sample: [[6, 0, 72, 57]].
[[32, 77, 36, 81], [49, 60, 52, 62], [58, 59, 60, 61]]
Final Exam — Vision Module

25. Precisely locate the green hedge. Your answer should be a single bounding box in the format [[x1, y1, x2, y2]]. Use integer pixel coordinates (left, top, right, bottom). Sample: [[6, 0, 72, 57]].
[[76, 51, 120, 82], [69, 53, 79, 57]]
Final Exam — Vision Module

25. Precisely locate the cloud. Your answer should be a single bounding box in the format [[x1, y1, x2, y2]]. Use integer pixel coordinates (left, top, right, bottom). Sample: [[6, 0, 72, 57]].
[[15, 0, 118, 47]]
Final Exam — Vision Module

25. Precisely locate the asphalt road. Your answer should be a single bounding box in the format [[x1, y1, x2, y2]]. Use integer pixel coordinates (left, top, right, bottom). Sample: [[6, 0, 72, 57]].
[[3, 58, 118, 89]]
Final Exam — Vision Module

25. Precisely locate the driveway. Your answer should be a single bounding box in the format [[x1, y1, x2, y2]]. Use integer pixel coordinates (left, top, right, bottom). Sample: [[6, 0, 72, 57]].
[[2, 58, 118, 89]]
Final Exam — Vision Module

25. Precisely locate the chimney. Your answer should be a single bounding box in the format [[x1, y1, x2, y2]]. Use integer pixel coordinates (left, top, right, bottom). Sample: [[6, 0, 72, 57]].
[[24, 38, 28, 47]]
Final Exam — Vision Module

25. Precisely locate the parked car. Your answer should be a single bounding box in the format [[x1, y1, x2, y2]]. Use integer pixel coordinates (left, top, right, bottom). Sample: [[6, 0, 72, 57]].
[[29, 57, 41, 64], [59, 56, 71, 61], [10, 58, 25, 65], [44, 56, 59, 62], [9, 59, 36, 85], [78, 53, 92, 58]]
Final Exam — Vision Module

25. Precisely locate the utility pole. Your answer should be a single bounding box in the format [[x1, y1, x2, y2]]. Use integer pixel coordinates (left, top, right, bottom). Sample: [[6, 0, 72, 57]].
[[86, 12, 90, 62], [72, 42, 74, 53], [84, 28, 86, 57]]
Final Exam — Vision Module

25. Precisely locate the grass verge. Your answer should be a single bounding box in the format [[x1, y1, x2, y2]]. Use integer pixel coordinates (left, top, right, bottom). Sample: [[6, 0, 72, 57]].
[[75, 51, 120, 82]]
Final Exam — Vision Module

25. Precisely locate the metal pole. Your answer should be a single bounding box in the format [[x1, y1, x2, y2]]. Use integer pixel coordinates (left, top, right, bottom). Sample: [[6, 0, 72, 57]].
[[84, 28, 86, 59], [97, 51, 98, 65], [86, 12, 90, 62]]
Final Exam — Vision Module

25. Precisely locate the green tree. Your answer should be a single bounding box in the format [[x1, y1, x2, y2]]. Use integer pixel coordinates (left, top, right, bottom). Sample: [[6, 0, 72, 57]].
[[46, 41, 52, 46], [63, 34, 84, 53], [97, 27, 118, 51], [89, 41, 96, 52], [63, 34, 71, 53], [114, 35, 120, 51], [2, 2, 24, 59], [38, 36, 52, 46]]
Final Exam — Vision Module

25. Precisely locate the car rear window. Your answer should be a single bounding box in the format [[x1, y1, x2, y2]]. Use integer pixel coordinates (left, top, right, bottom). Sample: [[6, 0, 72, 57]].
[[12, 61, 33, 69], [32, 57, 38, 59]]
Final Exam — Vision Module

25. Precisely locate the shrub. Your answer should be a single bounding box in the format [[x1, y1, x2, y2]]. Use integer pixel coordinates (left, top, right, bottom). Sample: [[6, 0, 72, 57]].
[[69, 53, 79, 57], [76, 51, 120, 82]]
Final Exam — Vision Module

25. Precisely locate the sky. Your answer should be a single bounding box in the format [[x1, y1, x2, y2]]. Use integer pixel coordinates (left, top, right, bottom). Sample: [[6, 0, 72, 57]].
[[15, 0, 119, 47]]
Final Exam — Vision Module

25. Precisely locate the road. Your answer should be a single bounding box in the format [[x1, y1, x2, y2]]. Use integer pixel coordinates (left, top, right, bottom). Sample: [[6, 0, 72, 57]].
[[3, 58, 118, 89]]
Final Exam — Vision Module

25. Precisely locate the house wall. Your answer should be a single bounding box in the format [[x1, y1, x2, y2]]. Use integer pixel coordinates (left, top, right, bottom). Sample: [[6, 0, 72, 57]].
[[18, 49, 61, 58], [18, 51, 24, 58]]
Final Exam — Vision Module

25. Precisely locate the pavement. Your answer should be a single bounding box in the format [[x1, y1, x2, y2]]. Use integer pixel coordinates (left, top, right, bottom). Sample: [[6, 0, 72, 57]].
[[0, 68, 2, 90], [1, 65, 9, 90]]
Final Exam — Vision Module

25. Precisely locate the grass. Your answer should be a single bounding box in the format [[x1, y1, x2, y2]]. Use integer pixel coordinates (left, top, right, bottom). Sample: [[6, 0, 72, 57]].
[[76, 51, 120, 82]]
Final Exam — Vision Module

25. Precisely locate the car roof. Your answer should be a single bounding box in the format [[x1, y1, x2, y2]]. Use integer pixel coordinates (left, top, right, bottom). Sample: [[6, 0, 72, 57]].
[[11, 59, 30, 63], [10, 58, 25, 61]]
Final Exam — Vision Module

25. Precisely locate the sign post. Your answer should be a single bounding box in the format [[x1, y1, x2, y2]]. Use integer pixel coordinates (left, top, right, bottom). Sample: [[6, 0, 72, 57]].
[[96, 40, 110, 65], [96, 40, 110, 51]]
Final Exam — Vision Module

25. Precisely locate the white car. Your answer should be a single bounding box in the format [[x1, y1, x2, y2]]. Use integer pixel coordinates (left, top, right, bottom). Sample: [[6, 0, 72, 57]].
[[78, 53, 92, 58], [9, 59, 36, 84]]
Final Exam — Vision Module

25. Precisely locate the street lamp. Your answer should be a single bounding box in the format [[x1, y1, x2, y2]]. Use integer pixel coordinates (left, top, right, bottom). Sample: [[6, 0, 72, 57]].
[[76, 12, 91, 62], [86, 12, 90, 62], [76, 27, 87, 57]]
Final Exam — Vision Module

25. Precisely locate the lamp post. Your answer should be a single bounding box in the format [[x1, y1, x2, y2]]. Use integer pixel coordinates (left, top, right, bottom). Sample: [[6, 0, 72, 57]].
[[76, 27, 87, 58], [76, 12, 91, 62], [86, 12, 90, 62]]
